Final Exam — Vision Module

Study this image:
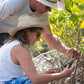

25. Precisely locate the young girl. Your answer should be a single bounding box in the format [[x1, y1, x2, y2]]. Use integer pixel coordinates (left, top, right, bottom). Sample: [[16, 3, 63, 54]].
[[0, 14, 73, 84]]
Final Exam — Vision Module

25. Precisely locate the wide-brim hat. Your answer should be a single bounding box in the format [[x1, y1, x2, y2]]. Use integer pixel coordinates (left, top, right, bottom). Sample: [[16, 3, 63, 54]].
[[9, 14, 50, 36], [37, 0, 65, 11]]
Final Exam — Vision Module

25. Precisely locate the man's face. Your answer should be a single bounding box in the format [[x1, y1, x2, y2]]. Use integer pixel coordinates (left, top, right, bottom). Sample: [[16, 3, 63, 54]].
[[30, 0, 51, 13], [36, 1, 51, 13]]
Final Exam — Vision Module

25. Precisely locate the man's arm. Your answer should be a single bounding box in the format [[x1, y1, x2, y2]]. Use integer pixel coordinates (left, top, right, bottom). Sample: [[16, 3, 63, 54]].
[[42, 25, 79, 58], [0, 0, 28, 20], [43, 31, 68, 54]]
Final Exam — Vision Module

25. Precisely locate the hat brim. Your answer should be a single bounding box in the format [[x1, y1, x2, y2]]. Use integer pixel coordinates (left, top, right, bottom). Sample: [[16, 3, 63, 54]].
[[9, 25, 50, 36], [37, 0, 65, 11]]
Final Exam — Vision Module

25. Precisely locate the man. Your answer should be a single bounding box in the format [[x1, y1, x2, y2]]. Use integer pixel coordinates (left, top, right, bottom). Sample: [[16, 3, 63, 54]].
[[0, 0, 79, 58]]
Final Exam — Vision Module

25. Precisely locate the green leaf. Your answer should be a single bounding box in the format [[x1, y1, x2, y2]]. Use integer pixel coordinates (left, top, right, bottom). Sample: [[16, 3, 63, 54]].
[[73, 0, 80, 3], [81, 21, 84, 28], [65, 8, 72, 13], [70, 4, 81, 15], [78, 3, 84, 10]]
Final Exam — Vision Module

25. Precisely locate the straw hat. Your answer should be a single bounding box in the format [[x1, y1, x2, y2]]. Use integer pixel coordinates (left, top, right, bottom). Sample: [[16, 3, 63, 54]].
[[9, 14, 50, 36], [37, 0, 65, 11]]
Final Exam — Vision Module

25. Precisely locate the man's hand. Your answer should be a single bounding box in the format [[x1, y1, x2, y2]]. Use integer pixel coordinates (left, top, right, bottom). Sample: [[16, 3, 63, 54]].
[[66, 48, 80, 59]]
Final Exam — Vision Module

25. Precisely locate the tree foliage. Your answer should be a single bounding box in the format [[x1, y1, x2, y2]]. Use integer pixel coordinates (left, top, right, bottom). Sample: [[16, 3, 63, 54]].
[[49, 0, 84, 53]]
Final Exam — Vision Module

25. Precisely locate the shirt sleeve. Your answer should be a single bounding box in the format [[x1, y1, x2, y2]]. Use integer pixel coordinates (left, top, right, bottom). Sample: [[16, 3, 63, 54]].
[[0, 0, 28, 20], [34, 12, 49, 25]]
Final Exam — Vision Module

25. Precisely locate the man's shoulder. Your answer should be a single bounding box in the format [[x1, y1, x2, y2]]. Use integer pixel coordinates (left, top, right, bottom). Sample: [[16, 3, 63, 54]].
[[34, 12, 49, 25]]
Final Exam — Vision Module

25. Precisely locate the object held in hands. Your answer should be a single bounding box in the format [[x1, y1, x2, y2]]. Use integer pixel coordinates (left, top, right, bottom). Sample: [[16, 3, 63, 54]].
[[64, 59, 75, 68], [73, 51, 79, 56], [64, 51, 78, 68], [64, 50, 80, 68], [73, 50, 81, 58]]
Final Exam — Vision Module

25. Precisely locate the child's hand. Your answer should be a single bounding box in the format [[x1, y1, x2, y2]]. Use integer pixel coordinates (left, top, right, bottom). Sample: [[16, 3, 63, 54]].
[[45, 68, 59, 74], [61, 64, 73, 78]]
